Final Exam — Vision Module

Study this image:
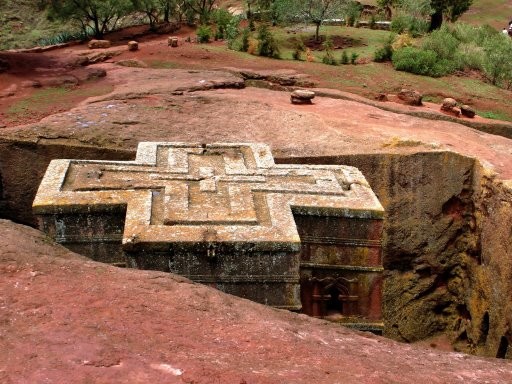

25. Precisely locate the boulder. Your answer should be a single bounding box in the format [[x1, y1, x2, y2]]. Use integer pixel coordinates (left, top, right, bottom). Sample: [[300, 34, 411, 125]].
[[461, 104, 476, 118], [441, 98, 458, 112], [168, 36, 179, 47], [116, 59, 148, 68], [376, 93, 388, 102], [397, 89, 423, 106], [88, 39, 111, 49], [128, 41, 139, 51], [291, 89, 315, 105], [20, 80, 42, 88]]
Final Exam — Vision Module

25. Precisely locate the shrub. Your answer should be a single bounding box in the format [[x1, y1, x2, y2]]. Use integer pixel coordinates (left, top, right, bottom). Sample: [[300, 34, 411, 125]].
[[226, 16, 241, 49], [422, 25, 460, 60], [322, 54, 337, 65], [392, 47, 455, 77], [292, 38, 306, 60], [256, 25, 280, 58], [196, 25, 212, 43], [306, 48, 315, 62], [351, 52, 359, 64], [239, 27, 251, 52], [321, 37, 337, 65], [373, 34, 394, 62], [340, 50, 349, 65], [391, 33, 414, 51], [213, 9, 233, 40], [343, 1, 362, 27], [390, 0, 432, 37], [247, 38, 259, 55], [454, 42, 484, 70], [482, 34, 512, 86]]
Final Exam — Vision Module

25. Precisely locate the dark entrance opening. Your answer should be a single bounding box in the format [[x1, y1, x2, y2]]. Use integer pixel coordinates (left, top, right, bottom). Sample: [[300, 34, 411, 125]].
[[496, 336, 509, 359], [478, 312, 490, 346]]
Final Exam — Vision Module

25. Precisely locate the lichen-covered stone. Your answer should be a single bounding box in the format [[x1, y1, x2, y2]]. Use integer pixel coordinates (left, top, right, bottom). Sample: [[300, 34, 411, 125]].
[[461, 104, 476, 118], [88, 39, 111, 49], [291, 89, 315, 104], [441, 98, 458, 111], [398, 89, 423, 106], [127, 40, 139, 51], [168, 36, 179, 47]]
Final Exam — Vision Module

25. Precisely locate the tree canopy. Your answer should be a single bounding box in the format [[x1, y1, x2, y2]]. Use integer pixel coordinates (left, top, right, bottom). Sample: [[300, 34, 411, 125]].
[[273, 0, 351, 41], [377, 0, 473, 30], [49, 0, 134, 38]]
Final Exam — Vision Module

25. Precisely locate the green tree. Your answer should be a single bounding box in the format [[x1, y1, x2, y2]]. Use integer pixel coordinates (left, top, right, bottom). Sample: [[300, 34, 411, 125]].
[[157, 0, 179, 22], [377, 0, 472, 30], [49, 0, 134, 38], [390, 0, 432, 36], [132, 0, 180, 27], [184, 0, 217, 23], [482, 34, 512, 87], [132, 0, 160, 30], [274, 0, 350, 42]]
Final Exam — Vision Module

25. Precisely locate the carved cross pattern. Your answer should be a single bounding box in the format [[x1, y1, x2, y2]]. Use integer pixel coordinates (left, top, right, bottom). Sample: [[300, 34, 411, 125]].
[[33, 142, 381, 251]]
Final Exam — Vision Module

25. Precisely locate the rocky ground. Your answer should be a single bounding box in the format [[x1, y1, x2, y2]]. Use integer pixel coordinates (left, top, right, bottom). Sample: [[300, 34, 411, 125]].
[[1, 29, 512, 382], [2, 219, 512, 384]]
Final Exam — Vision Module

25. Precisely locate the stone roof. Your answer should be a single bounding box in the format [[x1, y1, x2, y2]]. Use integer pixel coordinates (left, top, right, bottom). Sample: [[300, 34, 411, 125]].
[[33, 142, 384, 251]]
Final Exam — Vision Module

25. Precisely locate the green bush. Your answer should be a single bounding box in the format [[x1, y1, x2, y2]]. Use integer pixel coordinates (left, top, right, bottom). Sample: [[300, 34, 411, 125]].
[[292, 38, 306, 60], [454, 42, 484, 70], [197, 25, 212, 43], [226, 16, 240, 49], [373, 34, 394, 62], [340, 50, 349, 65], [256, 25, 280, 58], [351, 52, 359, 64], [390, 14, 429, 37], [388, 21, 512, 88], [392, 47, 455, 77], [213, 9, 232, 39], [321, 37, 337, 65], [240, 27, 251, 52], [482, 34, 512, 86], [374, 45, 393, 62], [422, 25, 460, 60]]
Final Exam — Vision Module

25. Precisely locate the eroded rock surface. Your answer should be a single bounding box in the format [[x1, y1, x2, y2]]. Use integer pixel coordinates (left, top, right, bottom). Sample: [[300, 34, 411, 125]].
[[1, 67, 512, 361], [1, 219, 512, 384]]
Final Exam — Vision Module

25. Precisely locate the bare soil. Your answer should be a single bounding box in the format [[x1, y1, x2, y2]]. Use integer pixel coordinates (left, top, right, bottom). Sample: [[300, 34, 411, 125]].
[[298, 34, 362, 50], [1, 24, 511, 127]]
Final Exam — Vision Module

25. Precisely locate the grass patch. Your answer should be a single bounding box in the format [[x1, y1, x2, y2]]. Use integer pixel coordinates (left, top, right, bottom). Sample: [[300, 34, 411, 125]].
[[478, 110, 512, 121], [459, 0, 512, 30], [5, 84, 113, 124], [147, 60, 180, 69], [272, 26, 391, 62]]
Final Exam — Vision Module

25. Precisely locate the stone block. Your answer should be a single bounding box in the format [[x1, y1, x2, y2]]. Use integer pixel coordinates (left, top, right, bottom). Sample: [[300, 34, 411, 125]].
[[168, 36, 179, 47], [291, 90, 315, 105], [398, 89, 422, 106], [127, 40, 139, 51], [88, 39, 111, 49], [33, 142, 384, 327]]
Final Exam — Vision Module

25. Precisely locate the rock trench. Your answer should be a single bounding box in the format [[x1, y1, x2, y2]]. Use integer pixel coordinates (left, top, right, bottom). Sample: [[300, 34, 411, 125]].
[[1, 139, 511, 360]]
